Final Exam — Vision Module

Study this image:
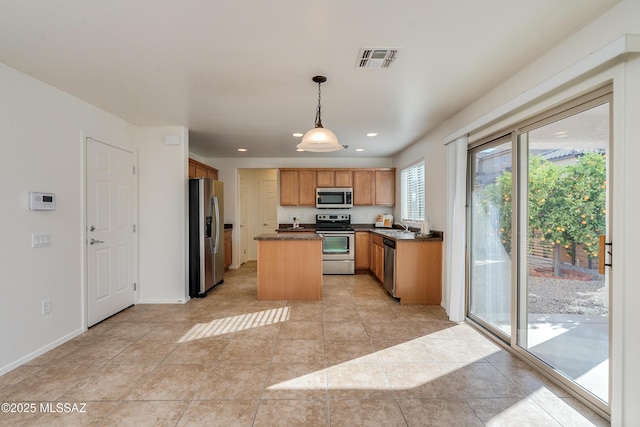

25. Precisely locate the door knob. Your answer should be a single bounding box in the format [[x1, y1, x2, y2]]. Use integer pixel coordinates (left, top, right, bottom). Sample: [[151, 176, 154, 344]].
[[90, 238, 104, 245]]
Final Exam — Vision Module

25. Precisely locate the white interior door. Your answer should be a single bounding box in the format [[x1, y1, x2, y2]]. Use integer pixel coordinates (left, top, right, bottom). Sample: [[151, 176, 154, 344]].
[[239, 174, 248, 264], [86, 138, 135, 327], [261, 179, 277, 234]]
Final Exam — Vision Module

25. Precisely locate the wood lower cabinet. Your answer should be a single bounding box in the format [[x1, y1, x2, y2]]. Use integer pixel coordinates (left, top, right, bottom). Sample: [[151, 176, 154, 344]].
[[224, 229, 232, 270], [394, 240, 442, 305], [366, 231, 443, 305], [189, 158, 218, 180], [370, 234, 384, 283], [355, 231, 370, 271]]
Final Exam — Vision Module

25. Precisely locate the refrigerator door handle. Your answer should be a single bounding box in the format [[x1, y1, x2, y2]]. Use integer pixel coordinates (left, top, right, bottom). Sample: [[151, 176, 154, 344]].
[[212, 196, 220, 254]]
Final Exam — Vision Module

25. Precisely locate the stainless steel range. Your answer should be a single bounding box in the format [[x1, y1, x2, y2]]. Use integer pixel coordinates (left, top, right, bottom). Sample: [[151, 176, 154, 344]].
[[315, 214, 355, 275]]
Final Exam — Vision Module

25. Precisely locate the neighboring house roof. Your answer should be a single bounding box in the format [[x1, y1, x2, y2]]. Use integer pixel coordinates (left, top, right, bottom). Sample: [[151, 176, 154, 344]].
[[538, 148, 605, 162]]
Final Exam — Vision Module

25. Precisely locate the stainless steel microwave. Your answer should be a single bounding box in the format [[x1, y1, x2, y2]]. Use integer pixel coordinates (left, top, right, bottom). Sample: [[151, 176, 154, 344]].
[[316, 188, 353, 209]]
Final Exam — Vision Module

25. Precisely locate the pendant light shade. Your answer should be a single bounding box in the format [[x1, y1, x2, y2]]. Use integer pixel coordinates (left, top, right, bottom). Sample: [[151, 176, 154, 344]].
[[297, 76, 343, 152]]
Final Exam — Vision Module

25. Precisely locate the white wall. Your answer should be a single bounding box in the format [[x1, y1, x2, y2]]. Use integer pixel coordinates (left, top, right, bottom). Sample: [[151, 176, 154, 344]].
[[391, 0, 639, 423], [0, 62, 190, 373], [0, 62, 134, 372], [136, 126, 190, 303]]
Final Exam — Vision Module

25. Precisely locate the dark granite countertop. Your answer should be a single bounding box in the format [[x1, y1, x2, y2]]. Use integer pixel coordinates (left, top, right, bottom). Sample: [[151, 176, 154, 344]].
[[276, 223, 315, 232], [255, 233, 323, 241], [369, 229, 443, 242], [224, 223, 233, 230]]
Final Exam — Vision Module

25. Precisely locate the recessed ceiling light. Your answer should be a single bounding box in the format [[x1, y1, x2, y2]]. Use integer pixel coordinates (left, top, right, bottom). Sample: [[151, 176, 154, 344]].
[[237, 148, 247, 152], [554, 131, 568, 138], [296, 148, 305, 152], [292, 133, 303, 138], [355, 148, 364, 152], [366, 133, 378, 137]]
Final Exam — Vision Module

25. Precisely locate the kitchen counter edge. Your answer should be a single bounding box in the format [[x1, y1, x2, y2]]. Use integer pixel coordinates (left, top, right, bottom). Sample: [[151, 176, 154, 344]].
[[255, 233, 323, 241]]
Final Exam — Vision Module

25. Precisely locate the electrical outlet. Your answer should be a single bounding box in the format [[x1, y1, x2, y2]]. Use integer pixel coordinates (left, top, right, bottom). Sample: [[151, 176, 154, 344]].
[[42, 299, 52, 315]]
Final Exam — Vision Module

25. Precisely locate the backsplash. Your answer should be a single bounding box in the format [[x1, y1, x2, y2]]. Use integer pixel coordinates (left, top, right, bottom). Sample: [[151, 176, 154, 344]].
[[277, 205, 393, 225]]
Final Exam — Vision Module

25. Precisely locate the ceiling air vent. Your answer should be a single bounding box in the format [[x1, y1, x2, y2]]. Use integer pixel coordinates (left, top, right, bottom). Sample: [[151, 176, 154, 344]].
[[356, 48, 399, 69]]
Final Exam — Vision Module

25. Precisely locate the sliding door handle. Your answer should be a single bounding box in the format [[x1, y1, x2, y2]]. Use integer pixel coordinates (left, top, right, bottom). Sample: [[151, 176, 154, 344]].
[[598, 235, 612, 274]]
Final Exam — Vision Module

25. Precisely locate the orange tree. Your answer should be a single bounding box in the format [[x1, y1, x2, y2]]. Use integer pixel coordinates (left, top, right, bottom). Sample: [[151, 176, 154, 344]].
[[482, 152, 606, 276]]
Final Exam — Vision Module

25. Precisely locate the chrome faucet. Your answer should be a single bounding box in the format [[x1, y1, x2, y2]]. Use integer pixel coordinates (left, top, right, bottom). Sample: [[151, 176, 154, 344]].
[[395, 222, 409, 231]]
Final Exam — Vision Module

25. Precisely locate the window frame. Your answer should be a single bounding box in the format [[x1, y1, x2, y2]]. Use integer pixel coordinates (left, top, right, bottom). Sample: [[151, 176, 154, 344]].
[[400, 160, 425, 222]]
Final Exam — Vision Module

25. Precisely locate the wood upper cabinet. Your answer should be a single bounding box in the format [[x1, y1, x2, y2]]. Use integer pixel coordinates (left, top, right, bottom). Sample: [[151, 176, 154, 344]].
[[298, 170, 317, 206], [316, 170, 335, 187], [355, 231, 370, 271], [375, 169, 395, 206], [335, 170, 353, 187], [316, 169, 353, 188], [353, 170, 375, 206], [279, 169, 299, 206], [280, 167, 394, 207], [353, 169, 395, 206], [279, 169, 316, 206], [189, 158, 219, 180]]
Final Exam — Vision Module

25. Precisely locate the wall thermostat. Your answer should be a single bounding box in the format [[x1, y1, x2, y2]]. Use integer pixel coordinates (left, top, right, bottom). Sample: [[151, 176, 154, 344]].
[[29, 192, 56, 211]]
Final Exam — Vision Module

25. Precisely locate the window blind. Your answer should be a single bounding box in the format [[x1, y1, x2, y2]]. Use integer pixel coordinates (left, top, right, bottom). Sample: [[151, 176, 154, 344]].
[[401, 161, 425, 221]]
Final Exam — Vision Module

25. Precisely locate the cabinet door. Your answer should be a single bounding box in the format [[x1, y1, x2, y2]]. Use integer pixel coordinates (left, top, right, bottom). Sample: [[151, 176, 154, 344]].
[[279, 170, 299, 206], [375, 170, 395, 206], [188, 160, 196, 178], [370, 234, 384, 282], [395, 241, 442, 304], [298, 170, 317, 206], [316, 170, 334, 187], [373, 244, 384, 282], [355, 232, 370, 270], [353, 170, 374, 205], [335, 170, 353, 188], [195, 164, 208, 179]]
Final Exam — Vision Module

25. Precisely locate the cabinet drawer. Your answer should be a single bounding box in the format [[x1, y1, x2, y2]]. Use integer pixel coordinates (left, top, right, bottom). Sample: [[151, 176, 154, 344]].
[[371, 234, 384, 247]]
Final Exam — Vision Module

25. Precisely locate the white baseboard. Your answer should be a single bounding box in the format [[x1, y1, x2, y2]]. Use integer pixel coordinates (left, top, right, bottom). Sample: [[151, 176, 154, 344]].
[[0, 327, 85, 376]]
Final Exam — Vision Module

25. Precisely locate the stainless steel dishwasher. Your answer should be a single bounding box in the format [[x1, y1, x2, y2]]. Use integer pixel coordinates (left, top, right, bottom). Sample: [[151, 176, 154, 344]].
[[383, 238, 396, 297]]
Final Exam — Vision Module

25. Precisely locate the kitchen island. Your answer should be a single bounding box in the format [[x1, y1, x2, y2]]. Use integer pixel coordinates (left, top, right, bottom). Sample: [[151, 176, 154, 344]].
[[254, 233, 323, 301]]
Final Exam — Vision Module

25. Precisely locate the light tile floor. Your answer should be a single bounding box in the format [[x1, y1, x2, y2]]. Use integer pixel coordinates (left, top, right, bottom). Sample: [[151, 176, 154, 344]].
[[0, 262, 609, 426]]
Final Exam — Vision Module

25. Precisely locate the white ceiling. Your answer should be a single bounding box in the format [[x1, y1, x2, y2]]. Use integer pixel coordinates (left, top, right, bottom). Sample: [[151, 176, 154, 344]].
[[0, 0, 619, 158]]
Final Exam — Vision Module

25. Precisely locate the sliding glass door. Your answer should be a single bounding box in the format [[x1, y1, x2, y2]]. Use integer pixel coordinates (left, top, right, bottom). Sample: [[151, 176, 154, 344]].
[[467, 86, 611, 411], [517, 100, 610, 404], [468, 137, 513, 338]]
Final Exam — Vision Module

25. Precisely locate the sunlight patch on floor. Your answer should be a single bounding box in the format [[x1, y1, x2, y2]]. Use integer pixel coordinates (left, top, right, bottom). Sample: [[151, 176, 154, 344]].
[[177, 307, 290, 342]]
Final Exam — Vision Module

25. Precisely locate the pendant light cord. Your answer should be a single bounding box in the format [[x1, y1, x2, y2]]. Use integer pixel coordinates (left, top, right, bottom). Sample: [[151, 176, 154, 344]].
[[315, 81, 323, 128]]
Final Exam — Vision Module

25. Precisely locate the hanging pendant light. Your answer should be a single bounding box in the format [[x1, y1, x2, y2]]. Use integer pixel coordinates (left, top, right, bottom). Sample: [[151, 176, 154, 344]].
[[297, 76, 343, 152]]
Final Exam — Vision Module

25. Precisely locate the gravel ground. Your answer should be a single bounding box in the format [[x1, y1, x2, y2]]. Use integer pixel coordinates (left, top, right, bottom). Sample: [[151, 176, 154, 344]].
[[527, 264, 608, 315]]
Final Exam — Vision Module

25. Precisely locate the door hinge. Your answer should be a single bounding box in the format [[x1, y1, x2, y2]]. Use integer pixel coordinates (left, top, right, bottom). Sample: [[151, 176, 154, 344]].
[[133, 224, 136, 232], [133, 282, 137, 291]]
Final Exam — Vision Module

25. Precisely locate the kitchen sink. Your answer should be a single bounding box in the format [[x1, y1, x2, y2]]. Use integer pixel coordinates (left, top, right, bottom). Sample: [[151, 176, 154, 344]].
[[375, 229, 415, 236]]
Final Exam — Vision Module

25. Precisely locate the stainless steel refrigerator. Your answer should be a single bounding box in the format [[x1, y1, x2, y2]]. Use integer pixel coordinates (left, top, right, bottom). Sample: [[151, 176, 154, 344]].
[[189, 177, 224, 297]]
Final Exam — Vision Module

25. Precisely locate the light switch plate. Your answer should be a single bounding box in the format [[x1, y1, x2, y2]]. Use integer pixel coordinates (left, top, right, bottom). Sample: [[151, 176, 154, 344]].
[[32, 233, 50, 248]]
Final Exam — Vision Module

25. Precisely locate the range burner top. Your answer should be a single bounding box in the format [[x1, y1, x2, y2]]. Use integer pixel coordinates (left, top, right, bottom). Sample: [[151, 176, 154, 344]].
[[315, 213, 354, 232]]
